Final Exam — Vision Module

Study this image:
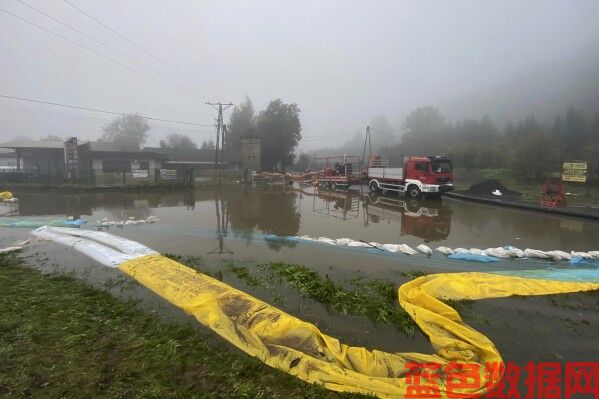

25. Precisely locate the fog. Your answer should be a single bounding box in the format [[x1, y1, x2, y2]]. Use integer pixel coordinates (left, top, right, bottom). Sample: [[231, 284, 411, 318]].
[[1, 0, 598, 150]]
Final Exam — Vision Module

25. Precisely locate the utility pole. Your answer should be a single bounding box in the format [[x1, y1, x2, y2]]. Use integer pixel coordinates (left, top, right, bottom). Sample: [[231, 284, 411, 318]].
[[361, 125, 372, 173], [205, 102, 233, 170]]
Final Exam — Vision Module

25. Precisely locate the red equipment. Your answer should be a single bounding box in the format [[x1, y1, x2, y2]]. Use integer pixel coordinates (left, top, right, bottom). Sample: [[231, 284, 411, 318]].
[[539, 179, 567, 207], [312, 155, 361, 190]]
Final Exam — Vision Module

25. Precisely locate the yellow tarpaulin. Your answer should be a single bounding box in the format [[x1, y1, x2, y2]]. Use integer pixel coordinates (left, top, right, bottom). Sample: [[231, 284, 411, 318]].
[[119, 254, 599, 398], [0, 191, 13, 200]]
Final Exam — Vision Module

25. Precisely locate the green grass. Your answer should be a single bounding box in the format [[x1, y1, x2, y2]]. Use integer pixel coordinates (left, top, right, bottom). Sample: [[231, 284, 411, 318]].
[[226, 263, 262, 287], [0, 254, 368, 399], [265, 263, 419, 335], [221, 261, 421, 334]]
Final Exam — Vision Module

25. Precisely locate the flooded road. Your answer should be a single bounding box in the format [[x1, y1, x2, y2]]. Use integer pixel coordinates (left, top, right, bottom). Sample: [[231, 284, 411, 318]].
[[3, 184, 598, 261], [1, 184, 599, 363]]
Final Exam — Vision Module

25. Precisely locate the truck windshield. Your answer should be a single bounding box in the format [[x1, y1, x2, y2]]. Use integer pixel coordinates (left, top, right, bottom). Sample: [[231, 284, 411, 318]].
[[431, 160, 452, 173]]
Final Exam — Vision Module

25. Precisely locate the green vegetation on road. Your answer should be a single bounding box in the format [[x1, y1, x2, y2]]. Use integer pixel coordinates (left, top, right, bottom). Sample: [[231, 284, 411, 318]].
[[0, 254, 367, 399]]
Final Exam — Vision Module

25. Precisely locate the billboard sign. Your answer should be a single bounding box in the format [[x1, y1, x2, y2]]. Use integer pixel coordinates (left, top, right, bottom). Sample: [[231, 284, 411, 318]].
[[133, 169, 149, 179], [160, 169, 177, 180], [562, 161, 588, 183]]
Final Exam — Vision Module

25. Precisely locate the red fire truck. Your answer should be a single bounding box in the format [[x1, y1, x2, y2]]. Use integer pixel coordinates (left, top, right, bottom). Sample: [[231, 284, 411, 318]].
[[367, 155, 454, 198]]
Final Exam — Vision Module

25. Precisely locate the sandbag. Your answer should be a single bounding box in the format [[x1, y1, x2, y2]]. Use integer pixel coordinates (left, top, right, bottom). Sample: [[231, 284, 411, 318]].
[[416, 244, 432, 255], [484, 247, 511, 259], [547, 250, 571, 261], [469, 248, 487, 256], [398, 244, 417, 255], [523, 248, 551, 259], [504, 246, 524, 258], [435, 246, 454, 255], [454, 247, 471, 254]]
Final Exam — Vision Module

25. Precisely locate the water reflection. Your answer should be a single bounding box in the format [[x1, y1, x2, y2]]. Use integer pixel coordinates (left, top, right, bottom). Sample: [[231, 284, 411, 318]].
[[15, 190, 197, 217], [296, 186, 452, 243], [310, 187, 360, 221], [228, 185, 300, 250], [362, 192, 452, 242], [208, 187, 233, 255]]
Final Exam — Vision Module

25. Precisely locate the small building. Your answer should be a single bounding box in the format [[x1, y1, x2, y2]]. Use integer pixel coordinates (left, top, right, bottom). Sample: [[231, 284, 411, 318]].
[[143, 147, 227, 176], [78, 142, 167, 187], [240, 136, 262, 171], [0, 140, 66, 172], [0, 149, 17, 169]]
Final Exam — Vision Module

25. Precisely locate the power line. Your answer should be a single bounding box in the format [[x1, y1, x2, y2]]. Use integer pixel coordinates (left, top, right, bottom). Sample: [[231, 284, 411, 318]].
[[0, 103, 214, 133], [0, 7, 204, 103], [62, 0, 221, 100], [14, 0, 208, 101], [0, 94, 213, 126], [302, 132, 360, 142]]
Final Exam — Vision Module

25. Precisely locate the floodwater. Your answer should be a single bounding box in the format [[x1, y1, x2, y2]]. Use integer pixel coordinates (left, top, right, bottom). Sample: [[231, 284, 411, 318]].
[[2, 184, 599, 364]]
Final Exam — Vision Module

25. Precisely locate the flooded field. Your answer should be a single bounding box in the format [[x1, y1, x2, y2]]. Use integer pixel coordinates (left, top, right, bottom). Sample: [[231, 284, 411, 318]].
[[2, 184, 599, 365]]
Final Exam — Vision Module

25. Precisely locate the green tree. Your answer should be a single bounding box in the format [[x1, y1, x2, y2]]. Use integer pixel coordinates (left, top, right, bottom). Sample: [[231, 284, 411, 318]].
[[257, 99, 302, 171], [403, 106, 446, 137], [561, 107, 588, 158], [101, 114, 150, 151], [159, 133, 197, 149], [510, 130, 558, 181], [227, 97, 255, 160]]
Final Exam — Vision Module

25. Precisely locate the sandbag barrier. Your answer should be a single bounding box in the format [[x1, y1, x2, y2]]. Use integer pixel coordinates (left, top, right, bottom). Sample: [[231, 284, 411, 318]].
[[30, 226, 599, 398], [291, 234, 599, 265]]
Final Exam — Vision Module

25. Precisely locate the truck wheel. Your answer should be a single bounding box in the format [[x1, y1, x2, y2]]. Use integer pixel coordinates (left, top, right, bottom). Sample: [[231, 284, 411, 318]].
[[369, 180, 380, 192], [407, 185, 422, 199]]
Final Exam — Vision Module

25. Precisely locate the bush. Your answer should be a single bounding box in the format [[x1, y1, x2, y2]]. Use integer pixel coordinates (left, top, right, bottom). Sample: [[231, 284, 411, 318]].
[[479, 168, 511, 181]]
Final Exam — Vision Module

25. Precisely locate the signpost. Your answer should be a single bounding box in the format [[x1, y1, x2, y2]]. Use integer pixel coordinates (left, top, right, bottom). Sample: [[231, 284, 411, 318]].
[[562, 161, 588, 183], [562, 161, 590, 199]]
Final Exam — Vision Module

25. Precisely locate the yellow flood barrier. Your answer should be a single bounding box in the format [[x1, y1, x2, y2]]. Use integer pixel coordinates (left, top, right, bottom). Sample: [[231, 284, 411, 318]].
[[119, 254, 599, 398], [0, 191, 13, 201]]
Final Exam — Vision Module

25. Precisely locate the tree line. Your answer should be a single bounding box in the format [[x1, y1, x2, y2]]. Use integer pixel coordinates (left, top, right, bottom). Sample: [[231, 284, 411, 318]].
[[92, 98, 302, 172], [384, 105, 599, 181]]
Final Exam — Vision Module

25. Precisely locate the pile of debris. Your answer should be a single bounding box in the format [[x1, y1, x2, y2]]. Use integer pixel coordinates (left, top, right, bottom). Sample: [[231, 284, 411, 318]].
[[463, 179, 522, 197]]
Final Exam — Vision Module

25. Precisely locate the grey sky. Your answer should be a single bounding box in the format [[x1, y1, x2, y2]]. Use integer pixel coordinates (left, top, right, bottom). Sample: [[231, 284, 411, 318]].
[[1, 0, 598, 150]]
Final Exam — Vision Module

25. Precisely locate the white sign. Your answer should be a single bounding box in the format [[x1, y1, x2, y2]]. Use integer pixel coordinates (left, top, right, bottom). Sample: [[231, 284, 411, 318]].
[[133, 169, 149, 179], [160, 169, 177, 180]]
